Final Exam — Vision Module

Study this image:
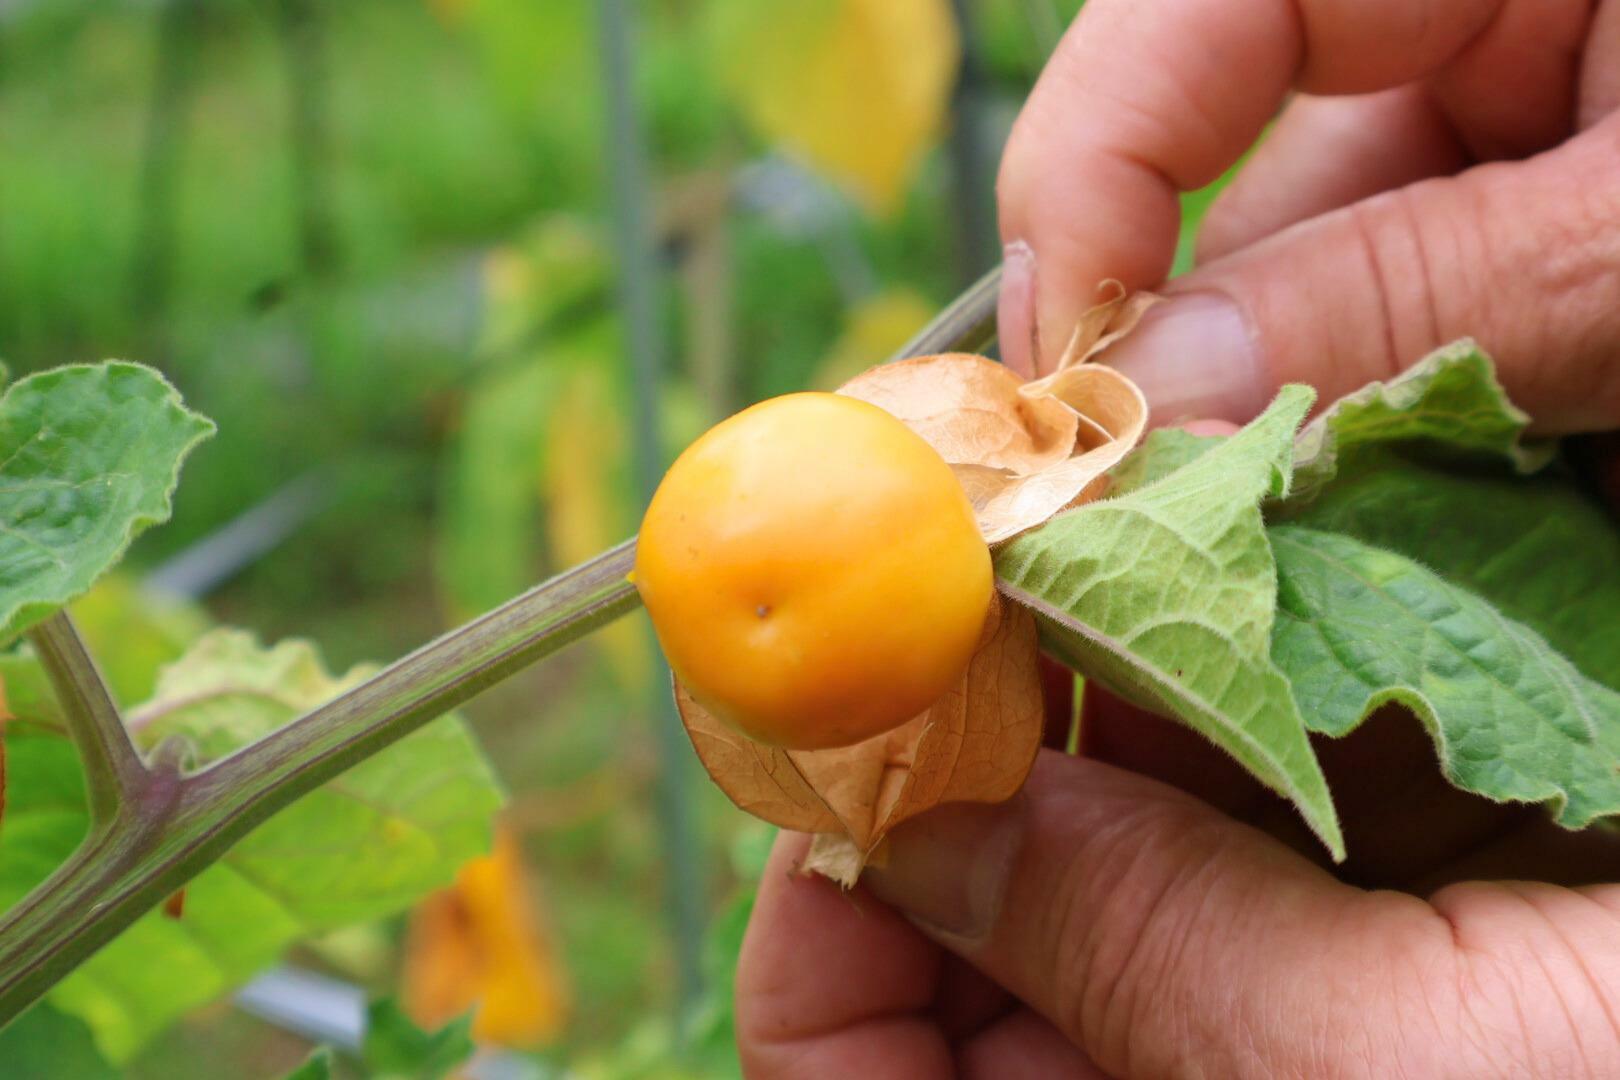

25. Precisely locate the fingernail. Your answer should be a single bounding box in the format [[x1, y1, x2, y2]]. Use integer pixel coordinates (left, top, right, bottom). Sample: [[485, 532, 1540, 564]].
[[864, 798, 1025, 942], [1098, 291, 1270, 425], [999, 241, 1038, 378]]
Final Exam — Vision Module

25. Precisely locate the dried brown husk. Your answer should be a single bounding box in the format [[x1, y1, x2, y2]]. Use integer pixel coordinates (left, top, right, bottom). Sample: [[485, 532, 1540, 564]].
[[674, 287, 1154, 885], [838, 284, 1153, 543], [678, 594, 1043, 883]]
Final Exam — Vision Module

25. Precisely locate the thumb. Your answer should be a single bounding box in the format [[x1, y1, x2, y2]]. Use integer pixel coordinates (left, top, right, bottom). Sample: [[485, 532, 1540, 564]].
[[862, 751, 1461, 1077], [1097, 112, 1620, 433]]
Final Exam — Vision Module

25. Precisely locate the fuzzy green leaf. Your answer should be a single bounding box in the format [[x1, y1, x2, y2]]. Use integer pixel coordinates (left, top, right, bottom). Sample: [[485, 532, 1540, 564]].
[[1107, 428, 1223, 496], [1290, 340, 1552, 499], [1285, 459, 1620, 690], [0, 363, 214, 642], [0, 723, 87, 915], [997, 386, 1343, 858], [0, 631, 504, 1062], [1271, 525, 1620, 826]]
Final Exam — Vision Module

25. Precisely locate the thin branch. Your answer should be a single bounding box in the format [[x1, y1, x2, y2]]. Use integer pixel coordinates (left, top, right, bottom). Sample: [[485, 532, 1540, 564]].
[[0, 541, 639, 1024], [27, 612, 147, 827], [891, 264, 1001, 362]]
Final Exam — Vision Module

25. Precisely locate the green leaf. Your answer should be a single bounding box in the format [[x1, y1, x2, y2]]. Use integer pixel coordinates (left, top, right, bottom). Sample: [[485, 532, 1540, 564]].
[[1108, 428, 1223, 495], [0, 723, 87, 915], [281, 1046, 336, 1080], [436, 355, 559, 621], [1270, 526, 1620, 827], [997, 386, 1343, 859], [0, 362, 214, 642], [1290, 340, 1552, 499], [0, 1002, 116, 1080], [1286, 459, 1620, 690], [0, 630, 504, 1063], [363, 998, 474, 1080]]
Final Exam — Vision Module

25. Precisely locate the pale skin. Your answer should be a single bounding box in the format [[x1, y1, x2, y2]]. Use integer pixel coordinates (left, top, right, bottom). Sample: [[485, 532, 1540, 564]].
[[736, 0, 1620, 1075]]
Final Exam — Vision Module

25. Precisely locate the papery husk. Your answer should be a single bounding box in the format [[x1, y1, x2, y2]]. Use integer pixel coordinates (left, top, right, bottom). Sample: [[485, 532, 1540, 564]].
[[673, 287, 1153, 886], [678, 594, 1043, 883], [839, 284, 1154, 543]]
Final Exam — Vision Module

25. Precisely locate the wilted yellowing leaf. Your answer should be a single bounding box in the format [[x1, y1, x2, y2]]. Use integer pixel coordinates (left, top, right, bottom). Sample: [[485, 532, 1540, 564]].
[[541, 364, 648, 689], [402, 827, 569, 1049], [713, 0, 960, 214]]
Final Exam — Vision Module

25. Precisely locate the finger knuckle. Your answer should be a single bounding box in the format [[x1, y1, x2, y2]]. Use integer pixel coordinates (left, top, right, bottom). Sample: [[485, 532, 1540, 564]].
[[1431, 882, 1620, 1078], [1043, 805, 1242, 1074], [1469, 129, 1620, 424]]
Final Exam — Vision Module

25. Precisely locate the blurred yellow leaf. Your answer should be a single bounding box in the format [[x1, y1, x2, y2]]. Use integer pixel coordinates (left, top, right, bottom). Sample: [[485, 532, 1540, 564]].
[[403, 827, 570, 1049], [476, 217, 610, 358], [714, 0, 960, 214], [541, 364, 649, 689], [811, 287, 937, 389]]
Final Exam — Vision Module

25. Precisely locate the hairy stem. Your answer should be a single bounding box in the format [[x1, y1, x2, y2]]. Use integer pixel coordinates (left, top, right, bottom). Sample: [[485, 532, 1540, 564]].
[[27, 613, 147, 828], [0, 542, 635, 1024], [0, 268, 1001, 1030]]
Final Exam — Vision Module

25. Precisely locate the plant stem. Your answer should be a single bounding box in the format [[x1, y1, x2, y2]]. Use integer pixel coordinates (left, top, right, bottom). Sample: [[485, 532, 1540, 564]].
[[0, 542, 636, 1025], [891, 264, 1001, 362], [0, 264, 1003, 1031], [27, 614, 147, 829]]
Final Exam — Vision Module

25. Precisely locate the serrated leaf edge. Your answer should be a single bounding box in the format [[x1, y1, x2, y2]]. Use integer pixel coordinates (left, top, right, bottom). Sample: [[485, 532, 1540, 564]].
[[0, 362, 216, 640]]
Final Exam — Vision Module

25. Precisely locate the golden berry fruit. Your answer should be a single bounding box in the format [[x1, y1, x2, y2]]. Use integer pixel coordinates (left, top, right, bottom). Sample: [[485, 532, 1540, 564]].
[[635, 391, 991, 750]]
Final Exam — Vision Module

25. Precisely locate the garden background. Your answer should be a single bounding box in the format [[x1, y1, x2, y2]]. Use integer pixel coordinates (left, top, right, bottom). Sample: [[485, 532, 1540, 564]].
[[0, 1, 1229, 1074]]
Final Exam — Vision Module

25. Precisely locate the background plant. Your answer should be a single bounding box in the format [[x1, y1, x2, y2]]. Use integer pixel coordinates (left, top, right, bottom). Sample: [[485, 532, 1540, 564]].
[[0, 2, 1110, 1076], [13, 2, 1598, 1079]]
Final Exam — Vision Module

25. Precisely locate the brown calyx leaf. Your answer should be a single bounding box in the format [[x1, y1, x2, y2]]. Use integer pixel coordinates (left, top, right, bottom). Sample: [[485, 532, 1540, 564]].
[[839, 284, 1153, 543], [799, 832, 874, 889], [679, 594, 1042, 881]]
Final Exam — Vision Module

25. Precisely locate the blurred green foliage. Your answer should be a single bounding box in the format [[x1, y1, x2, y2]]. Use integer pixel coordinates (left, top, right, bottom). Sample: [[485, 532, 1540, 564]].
[[0, 0, 1235, 1074]]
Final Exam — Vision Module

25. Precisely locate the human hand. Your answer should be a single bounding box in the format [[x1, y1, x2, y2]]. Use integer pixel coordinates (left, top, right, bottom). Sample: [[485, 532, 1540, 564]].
[[736, 0, 1620, 1074], [998, 0, 1620, 436], [737, 717, 1620, 1076]]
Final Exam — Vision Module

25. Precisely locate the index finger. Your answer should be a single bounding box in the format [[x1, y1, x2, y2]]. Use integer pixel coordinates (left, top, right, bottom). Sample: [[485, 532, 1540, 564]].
[[999, 0, 1506, 374]]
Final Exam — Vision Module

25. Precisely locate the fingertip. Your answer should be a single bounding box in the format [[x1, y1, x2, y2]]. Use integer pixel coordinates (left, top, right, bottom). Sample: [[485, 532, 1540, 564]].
[[1096, 291, 1272, 426]]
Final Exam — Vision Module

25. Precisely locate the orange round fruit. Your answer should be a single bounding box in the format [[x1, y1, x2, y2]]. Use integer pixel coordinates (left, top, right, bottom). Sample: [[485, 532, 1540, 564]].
[[635, 391, 992, 750]]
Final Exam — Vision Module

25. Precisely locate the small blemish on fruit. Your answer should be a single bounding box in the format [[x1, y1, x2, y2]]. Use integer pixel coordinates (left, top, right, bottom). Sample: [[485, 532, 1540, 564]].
[[756, 604, 771, 619]]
